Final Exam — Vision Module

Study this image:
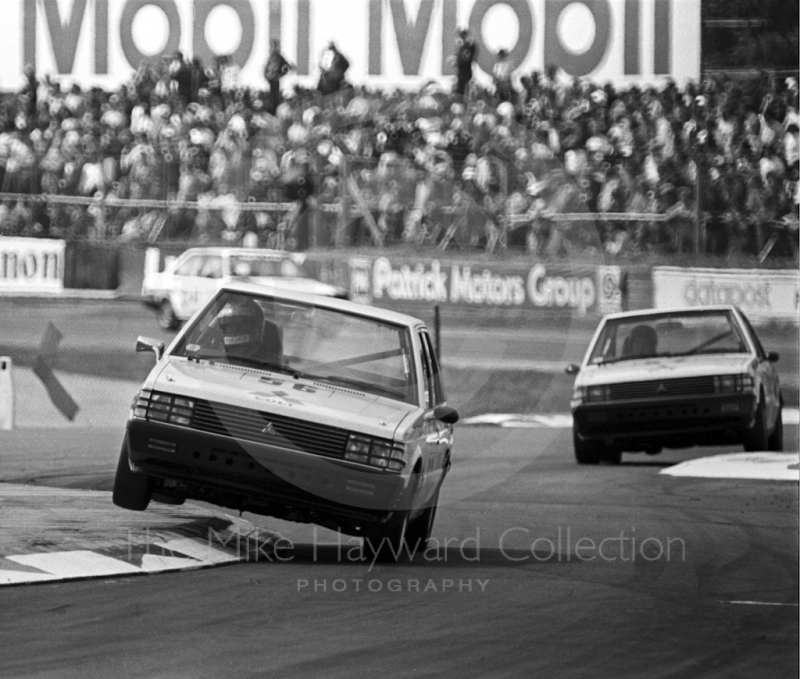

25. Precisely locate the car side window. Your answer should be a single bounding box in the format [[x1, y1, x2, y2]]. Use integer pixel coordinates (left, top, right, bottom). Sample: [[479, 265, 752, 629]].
[[423, 331, 447, 404], [419, 331, 445, 407], [418, 333, 434, 409], [174, 255, 205, 277], [199, 256, 223, 279], [739, 312, 766, 359]]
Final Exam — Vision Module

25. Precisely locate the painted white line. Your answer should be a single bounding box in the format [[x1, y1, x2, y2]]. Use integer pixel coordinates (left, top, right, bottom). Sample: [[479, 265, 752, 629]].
[[662, 452, 800, 482], [0, 570, 59, 585], [158, 537, 246, 565], [139, 554, 206, 573], [8, 550, 143, 578], [461, 409, 799, 429], [725, 601, 799, 607]]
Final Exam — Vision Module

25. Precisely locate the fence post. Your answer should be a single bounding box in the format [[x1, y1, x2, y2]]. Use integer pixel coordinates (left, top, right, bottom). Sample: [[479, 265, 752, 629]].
[[336, 156, 349, 247], [0, 357, 14, 431], [434, 306, 441, 362], [694, 160, 703, 255]]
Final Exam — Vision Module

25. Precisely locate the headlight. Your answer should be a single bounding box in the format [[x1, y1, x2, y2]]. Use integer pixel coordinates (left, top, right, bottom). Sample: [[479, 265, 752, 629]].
[[571, 387, 586, 408], [132, 390, 196, 426], [344, 434, 406, 472], [586, 385, 610, 402], [714, 375, 754, 394]]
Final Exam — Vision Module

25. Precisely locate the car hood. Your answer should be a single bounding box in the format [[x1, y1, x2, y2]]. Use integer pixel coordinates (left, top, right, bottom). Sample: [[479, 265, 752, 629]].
[[576, 354, 755, 387], [146, 358, 416, 439]]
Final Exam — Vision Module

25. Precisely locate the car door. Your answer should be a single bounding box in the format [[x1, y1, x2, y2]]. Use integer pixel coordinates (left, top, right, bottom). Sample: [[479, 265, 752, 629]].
[[415, 329, 451, 508], [739, 311, 781, 425]]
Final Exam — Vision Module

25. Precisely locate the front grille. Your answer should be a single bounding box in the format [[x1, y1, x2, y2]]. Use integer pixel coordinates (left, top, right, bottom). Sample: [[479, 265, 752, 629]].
[[191, 399, 349, 459], [608, 376, 715, 401]]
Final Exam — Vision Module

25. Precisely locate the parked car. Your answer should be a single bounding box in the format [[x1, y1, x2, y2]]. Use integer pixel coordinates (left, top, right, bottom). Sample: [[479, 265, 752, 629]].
[[142, 247, 348, 330], [567, 306, 783, 464], [114, 282, 458, 561]]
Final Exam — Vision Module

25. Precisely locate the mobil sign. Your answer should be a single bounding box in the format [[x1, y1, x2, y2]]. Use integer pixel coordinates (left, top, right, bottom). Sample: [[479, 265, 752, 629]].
[[1, 0, 699, 91]]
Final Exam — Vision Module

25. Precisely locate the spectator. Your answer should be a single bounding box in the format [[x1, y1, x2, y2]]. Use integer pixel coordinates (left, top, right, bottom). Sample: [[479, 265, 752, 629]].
[[264, 40, 294, 113], [318, 42, 350, 97], [493, 49, 514, 103], [452, 28, 478, 97]]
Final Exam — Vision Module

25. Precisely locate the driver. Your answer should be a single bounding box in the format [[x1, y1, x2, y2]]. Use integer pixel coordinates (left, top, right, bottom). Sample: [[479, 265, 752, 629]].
[[218, 299, 265, 357], [217, 298, 282, 362]]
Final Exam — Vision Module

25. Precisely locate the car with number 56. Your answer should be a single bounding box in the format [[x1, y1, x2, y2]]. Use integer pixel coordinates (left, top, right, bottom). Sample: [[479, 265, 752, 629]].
[[567, 306, 783, 464], [114, 282, 458, 561]]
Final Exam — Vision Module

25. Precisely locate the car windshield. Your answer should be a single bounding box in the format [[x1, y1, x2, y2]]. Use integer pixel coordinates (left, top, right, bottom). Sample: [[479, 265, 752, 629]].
[[588, 310, 749, 364], [172, 292, 418, 404], [229, 256, 307, 278]]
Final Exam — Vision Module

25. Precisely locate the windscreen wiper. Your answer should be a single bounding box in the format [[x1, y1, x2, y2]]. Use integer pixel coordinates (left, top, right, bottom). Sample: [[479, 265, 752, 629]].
[[225, 355, 302, 378], [316, 374, 404, 399]]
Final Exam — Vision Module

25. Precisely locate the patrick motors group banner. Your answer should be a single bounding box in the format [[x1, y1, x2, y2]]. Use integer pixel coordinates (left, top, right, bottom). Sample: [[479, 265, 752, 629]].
[[0, 237, 66, 294], [653, 266, 800, 324], [349, 256, 622, 316]]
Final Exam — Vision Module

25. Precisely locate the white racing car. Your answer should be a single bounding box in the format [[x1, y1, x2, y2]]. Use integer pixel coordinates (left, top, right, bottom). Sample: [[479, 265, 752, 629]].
[[142, 247, 348, 330], [567, 305, 783, 464], [115, 282, 459, 561]]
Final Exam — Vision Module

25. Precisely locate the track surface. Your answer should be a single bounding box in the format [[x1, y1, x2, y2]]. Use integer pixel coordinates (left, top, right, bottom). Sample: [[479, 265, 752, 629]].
[[1, 425, 798, 679], [0, 299, 797, 678]]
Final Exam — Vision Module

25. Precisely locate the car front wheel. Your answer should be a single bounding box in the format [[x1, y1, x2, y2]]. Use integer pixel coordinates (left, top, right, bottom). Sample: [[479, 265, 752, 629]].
[[157, 300, 180, 331], [405, 488, 439, 552], [112, 437, 154, 511], [743, 395, 769, 452], [767, 401, 784, 452], [573, 426, 603, 465], [364, 510, 410, 563]]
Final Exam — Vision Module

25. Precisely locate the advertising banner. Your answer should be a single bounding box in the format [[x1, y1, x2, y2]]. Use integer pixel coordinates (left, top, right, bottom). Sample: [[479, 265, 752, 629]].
[[0, 237, 66, 293], [349, 255, 614, 316], [653, 266, 800, 324], [2, 0, 700, 91]]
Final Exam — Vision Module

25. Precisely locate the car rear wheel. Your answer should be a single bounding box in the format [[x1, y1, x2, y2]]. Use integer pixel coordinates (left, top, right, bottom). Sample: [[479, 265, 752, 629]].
[[573, 426, 603, 465], [405, 488, 439, 553], [743, 394, 769, 452], [112, 437, 154, 511], [767, 401, 784, 452], [157, 300, 180, 331]]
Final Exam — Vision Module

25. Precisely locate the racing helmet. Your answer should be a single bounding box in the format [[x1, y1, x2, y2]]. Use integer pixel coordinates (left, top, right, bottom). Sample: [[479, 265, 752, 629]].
[[217, 299, 263, 353]]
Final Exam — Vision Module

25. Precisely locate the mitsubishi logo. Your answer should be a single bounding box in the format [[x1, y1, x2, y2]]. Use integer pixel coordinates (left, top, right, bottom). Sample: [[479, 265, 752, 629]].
[[261, 422, 277, 436], [656, 383, 667, 394]]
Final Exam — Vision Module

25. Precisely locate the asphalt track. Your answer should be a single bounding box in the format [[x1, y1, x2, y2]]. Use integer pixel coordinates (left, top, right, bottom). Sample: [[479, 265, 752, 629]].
[[0, 298, 798, 678]]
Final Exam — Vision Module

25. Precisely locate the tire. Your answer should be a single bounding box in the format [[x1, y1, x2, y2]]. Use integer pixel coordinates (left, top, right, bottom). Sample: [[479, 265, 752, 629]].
[[602, 447, 622, 465], [405, 488, 439, 553], [767, 402, 784, 452], [112, 437, 154, 511], [364, 510, 411, 563], [574, 426, 602, 465], [157, 300, 180, 331], [743, 394, 769, 452]]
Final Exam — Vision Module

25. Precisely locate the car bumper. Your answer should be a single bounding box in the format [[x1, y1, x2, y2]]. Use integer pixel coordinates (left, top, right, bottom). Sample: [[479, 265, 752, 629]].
[[126, 419, 409, 523], [573, 393, 757, 443]]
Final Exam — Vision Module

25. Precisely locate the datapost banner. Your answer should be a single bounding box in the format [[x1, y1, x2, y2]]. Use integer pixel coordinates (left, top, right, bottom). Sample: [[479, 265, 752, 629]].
[[1, 0, 700, 92], [652, 267, 800, 324], [0, 237, 66, 294], [349, 255, 615, 316]]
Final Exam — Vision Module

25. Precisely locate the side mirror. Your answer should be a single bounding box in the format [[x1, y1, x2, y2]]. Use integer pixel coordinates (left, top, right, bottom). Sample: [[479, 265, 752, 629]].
[[136, 336, 165, 361], [767, 351, 780, 363], [433, 404, 460, 425], [565, 363, 580, 376]]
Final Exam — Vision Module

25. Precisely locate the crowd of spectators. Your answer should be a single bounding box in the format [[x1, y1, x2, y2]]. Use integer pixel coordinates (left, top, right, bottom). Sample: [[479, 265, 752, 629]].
[[0, 37, 797, 258]]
